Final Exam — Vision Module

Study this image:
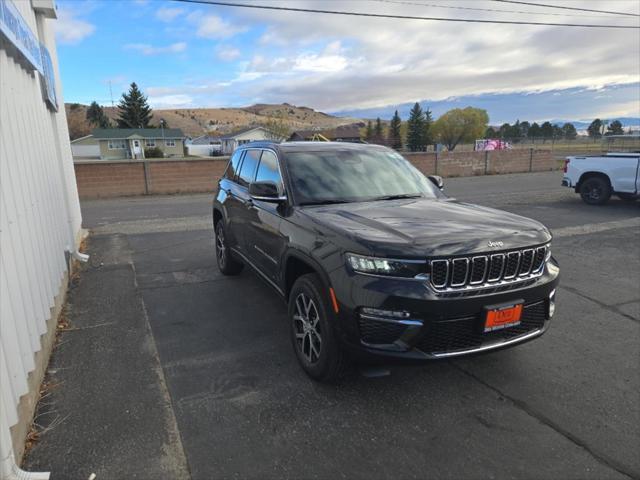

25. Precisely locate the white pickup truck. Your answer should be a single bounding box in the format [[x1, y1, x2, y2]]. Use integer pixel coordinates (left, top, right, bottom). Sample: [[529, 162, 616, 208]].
[[562, 153, 640, 205]]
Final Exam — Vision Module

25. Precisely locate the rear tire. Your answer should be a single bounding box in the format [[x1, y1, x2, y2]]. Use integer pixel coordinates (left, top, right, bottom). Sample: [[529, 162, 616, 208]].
[[579, 176, 611, 205], [289, 273, 347, 383], [215, 221, 243, 275]]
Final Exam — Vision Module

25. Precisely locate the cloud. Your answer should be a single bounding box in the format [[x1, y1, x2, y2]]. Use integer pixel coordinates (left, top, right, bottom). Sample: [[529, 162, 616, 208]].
[[197, 0, 639, 112], [54, 7, 95, 45], [156, 7, 184, 22], [216, 45, 241, 61], [148, 94, 193, 108], [190, 13, 247, 39], [124, 42, 187, 55]]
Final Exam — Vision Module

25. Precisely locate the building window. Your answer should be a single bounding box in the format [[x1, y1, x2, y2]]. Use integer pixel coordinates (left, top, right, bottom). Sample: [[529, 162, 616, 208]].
[[107, 140, 126, 149], [238, 139, 250, 145], [165, 139, 176, 147], [145, 139, 156, 147]]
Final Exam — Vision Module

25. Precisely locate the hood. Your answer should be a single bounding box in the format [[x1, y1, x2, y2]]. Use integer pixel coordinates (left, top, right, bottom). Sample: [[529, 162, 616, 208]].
[[299, 197, 551, 257]]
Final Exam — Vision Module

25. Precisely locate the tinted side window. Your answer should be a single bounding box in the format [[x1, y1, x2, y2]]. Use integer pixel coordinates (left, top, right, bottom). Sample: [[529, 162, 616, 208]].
[[238, 149, 261, 187], [255, 150, 283, 193], [224, 150, 244, 180]]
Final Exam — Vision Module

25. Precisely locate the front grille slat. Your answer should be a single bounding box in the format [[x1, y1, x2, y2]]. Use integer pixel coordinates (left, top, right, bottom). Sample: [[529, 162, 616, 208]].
[[429, 245, 548, 293], [450, 258, 469, 286], [488, 254, 505, 282]]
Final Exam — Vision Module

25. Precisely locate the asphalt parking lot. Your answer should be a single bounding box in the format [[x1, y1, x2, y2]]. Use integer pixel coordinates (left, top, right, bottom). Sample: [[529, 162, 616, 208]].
[[26, 171, 639, 479]]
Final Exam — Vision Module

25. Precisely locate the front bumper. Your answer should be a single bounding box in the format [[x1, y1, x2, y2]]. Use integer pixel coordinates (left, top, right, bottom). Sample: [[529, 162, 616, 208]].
[[329, 258, 560, 362]]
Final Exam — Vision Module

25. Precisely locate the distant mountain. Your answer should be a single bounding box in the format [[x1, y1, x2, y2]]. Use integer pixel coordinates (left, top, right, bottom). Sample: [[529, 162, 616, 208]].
[[547, 118, 640, 130], [330, 84, 640, 128], [65, 102, 363, 140]]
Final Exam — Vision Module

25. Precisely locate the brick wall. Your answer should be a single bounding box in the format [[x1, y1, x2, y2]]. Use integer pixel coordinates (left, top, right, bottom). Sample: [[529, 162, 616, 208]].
[[147, 159, 228, 194], [74, 149, 555, 199], [404, 149, 554, 177]]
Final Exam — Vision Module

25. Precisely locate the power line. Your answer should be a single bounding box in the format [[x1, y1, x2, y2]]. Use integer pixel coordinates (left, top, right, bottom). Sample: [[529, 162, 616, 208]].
[[371, 0, 608, 18], [172, 0, 640, 28], [492, 0, 640, 18]]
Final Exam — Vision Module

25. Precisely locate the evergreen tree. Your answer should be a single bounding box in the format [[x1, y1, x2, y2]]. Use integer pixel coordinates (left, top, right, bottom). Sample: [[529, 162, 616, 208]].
[[540, 121, 554, 143], [117, 82, 153, 128], [528, 122, 541, 142], [561, 123, 577, 140], [606, 120, 624, 136], [423, 108, 433, 147], [387, 110, 402, 150], [406, 102, 425, 152], [86, 101, 111, 128], [587, 118, 603, 140], [373, 117, 384, 144], [365, 120, 373, 142]]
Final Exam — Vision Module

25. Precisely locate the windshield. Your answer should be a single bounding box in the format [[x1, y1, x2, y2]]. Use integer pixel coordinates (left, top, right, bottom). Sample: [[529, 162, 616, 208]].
[[285, 148, 442, 205]]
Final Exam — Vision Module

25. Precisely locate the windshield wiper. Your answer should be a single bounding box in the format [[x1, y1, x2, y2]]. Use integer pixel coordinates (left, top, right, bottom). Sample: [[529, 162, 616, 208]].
[[372, 194, 422, 201]]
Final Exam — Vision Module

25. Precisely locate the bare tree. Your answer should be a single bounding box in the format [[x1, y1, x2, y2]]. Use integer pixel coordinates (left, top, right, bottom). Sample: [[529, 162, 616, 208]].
[[263, 113, 291, 142]]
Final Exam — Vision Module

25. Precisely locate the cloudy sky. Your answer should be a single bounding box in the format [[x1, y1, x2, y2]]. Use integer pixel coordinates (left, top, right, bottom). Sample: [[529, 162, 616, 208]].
[[53, 0, 639, 123]]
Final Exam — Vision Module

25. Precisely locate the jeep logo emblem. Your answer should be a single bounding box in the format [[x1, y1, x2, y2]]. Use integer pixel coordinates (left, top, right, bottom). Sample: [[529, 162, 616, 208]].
[[488, 241, 504, 248]]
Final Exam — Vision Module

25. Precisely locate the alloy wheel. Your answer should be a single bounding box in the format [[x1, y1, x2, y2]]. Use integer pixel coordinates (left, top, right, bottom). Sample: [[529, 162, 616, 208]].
[[293, 293, 322, 364], [216, 226, 226, 269]]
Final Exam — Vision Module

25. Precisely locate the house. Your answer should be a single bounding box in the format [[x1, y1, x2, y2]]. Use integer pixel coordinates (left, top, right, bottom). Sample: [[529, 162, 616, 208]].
[[289, 125, 362, 143], [70, 134, 100, 158], [220, 126, 276, 154], [1, 0, 85, 476], [187, 134, 222, 156], [91, 128, 186, 160]]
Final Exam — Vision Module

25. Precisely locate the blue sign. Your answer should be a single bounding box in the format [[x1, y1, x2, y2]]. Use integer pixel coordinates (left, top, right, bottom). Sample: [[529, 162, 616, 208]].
[[39, 43, 57, 111], [0, 0, 43, 73]]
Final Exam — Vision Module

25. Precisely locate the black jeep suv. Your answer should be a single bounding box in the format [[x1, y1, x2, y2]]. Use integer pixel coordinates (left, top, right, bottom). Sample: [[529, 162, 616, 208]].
[[213, 142, 559, 381]]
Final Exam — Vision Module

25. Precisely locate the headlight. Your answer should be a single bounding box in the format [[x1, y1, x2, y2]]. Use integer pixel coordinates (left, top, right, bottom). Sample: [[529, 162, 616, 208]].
[[346, 253, 426, 278]]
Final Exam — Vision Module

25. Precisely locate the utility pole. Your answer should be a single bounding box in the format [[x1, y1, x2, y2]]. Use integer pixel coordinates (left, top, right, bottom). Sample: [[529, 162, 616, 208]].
[[160, 118, 166, 156]]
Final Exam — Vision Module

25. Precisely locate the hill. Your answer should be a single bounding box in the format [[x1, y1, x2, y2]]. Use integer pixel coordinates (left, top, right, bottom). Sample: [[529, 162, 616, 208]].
[[65, 102, 362, 140]]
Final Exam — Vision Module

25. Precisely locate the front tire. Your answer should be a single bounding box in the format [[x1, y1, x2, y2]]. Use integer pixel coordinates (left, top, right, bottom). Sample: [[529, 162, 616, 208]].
[[215, 221, 243, 275], [289, 273, 347, 382], [579, 176, 611, 205]]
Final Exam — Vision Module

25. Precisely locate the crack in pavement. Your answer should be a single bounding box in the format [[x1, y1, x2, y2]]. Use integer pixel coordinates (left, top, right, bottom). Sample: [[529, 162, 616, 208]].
[[450, 362, 638, 480], [559, 284, 640, 324]]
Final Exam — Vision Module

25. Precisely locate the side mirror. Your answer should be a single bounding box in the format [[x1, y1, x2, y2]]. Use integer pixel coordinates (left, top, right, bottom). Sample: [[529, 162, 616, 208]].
[[428, 175, 444, 191], [249, 181, 286, 202]]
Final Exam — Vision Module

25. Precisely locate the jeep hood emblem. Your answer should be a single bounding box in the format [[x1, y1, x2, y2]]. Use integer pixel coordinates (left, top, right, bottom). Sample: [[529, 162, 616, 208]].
[[488, 240, 504, 248]]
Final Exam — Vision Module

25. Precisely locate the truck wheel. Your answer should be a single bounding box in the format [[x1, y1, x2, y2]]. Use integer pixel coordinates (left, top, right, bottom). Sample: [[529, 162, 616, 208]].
[[617, 193, 637, 202], [215, 221, 243, 275], [289, 273, 347, 383], [580, 176, 611, 205]]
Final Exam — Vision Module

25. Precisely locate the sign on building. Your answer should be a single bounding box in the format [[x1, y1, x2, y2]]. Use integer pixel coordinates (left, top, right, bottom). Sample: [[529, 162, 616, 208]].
[[0, 0, 57, 111]]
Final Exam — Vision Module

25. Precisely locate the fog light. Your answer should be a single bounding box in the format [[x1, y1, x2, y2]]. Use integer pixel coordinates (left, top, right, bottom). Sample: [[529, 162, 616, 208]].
[[360, 307, 410, 319], [549, 289, 556, 318]]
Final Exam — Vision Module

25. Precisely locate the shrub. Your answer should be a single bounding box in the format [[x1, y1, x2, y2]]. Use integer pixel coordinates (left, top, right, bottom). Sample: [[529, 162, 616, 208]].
[[144, 147, 164, 158]]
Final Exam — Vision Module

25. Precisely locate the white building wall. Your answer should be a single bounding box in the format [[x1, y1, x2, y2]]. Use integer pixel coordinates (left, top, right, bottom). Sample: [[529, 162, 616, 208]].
[[1, 0, 83, 477]]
